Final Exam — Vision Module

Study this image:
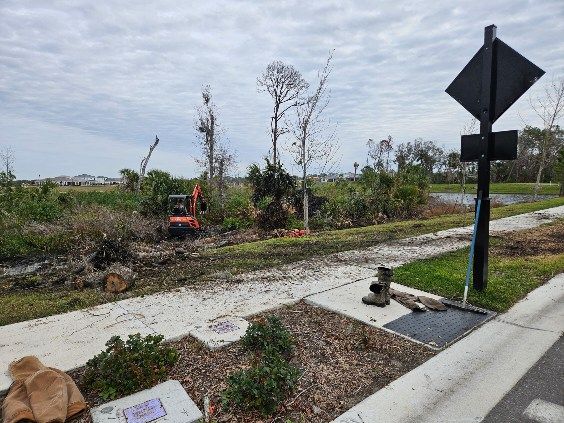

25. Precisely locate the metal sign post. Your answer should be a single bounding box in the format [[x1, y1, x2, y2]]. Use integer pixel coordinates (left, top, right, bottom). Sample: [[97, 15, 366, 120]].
[[446, 25, 544, 290]]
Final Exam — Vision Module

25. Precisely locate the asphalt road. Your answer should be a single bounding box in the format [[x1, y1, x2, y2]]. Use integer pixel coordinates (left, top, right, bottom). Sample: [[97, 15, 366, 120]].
[[483, 336, 563, 423]]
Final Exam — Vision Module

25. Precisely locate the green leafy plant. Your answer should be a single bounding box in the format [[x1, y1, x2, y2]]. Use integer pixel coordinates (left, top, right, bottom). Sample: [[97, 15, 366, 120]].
[[241, 316, 294, 357], [248, 160, 296, 229], [83, 333, 179, 400], [223, 317, 299, 415], [222, 216, 252, 231], [222, 350, 300, 415]]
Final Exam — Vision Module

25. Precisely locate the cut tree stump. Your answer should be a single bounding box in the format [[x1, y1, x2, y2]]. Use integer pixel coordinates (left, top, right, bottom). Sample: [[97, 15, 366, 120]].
[[103, 264, 135, 293]]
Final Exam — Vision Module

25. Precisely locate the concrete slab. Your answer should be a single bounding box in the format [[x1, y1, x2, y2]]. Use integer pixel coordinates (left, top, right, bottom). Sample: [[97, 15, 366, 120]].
[[190, 316, 249, 349], [332, 273, 564, 423], [0, 302, 154, 391], [120, 264, 374, 340], [90, 380, 202, 423]]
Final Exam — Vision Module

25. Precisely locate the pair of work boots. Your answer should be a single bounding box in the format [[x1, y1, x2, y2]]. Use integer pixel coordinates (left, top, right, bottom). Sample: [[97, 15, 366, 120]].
[[362, 266, 392, 307]]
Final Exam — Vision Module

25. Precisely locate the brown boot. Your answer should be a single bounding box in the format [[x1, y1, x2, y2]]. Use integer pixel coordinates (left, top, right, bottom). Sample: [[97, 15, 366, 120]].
[[376, 266, 393, 305], [362, 292, 387, 307]]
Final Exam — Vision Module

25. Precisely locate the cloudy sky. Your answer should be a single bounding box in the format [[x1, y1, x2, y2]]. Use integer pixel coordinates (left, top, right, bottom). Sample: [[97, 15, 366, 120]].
[[1, 0, 563, 179]]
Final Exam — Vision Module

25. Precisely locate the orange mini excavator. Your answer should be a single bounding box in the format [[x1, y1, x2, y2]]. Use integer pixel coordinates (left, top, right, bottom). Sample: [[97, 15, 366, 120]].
[[167, 184, 207, 237]]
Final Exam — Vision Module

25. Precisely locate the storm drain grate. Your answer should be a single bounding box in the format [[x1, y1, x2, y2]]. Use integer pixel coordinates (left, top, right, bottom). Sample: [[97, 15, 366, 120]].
[[383, 306, 495, 349]]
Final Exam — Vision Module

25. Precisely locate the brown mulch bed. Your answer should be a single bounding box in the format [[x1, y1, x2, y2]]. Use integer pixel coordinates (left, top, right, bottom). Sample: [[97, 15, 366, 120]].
[[69, 301, 435, 422], [492, 221, 564, 257]]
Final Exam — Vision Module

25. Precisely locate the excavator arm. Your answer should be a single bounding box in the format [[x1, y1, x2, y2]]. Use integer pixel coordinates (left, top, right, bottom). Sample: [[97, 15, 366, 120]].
[[190, 184, 206, 216]]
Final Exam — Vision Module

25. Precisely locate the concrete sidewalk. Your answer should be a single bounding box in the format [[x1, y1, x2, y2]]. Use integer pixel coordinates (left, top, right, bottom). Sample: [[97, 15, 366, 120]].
[[332, 272, 564, 423], [0, 205, 562, 393]]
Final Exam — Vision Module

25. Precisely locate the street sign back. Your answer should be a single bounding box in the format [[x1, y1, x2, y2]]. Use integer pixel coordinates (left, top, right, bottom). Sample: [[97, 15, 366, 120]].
[[446, 39, 545, 122], [461, 130, 518, 162], [445, 24, 544, 292]]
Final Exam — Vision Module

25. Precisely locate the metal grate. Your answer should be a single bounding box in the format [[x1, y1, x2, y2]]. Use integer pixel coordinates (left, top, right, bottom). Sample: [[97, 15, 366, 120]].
[[383, 306, 494, 349]]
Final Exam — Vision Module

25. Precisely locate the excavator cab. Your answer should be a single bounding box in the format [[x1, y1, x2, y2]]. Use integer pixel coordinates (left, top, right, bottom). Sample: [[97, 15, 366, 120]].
[[167, 184, 207, 237]]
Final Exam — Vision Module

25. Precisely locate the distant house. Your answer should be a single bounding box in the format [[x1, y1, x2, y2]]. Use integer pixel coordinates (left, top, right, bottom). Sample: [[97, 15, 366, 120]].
[[46, 176, 73, 186], [33, 173, 123, 186], [72, 174, 96, 186], [105, 177, 123, 185], [321, 173, 340, 183]]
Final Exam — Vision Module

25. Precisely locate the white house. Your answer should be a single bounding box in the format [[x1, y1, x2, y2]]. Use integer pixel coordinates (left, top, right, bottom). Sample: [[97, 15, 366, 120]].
[[72, 174, 96, 185]]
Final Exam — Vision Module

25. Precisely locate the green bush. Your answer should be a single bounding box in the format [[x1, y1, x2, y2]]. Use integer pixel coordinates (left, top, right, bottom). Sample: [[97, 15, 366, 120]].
[[317, 166, 429, 227], [83, 334, 179, 400], [139, 170, 200, 216], [222, 350, 300, 415], [241, 316, 294, 357], [72, 190, 140, 211], [223, 186, 254, 220], [248, 160, 295, 229], [222, 216, 252, 231], [0, 227, 74, 259], [223, 316, 299, 415]]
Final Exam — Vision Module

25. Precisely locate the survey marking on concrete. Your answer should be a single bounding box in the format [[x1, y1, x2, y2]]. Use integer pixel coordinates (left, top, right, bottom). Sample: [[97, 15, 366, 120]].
[[190, 317, 249, 350]]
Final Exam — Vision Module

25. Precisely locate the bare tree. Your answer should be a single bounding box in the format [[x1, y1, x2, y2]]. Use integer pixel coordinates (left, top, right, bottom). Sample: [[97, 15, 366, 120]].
[[215, 145, 236, 210], [137, 135, 159, 192], [381, 136, 393, 171], [195, 85, 219, 181], [0, 146, 15, 176], [529, 78, 564, 198], [367, 136, 393, 171], [258, 60, 308, 165], [367, 138, 383, 170], [289, 53, 339, 230]]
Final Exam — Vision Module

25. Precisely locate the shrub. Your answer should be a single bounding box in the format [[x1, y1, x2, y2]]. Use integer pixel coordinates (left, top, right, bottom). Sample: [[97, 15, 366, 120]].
[[223, 186, 254, 221], [72, 190, 140, 211], [0, 226, 74, 259], [241, 316, 294, 357], [223, 316, 299, 415], [222, 350, 300, 415], [248, 160, 295, 229], [222, 216, 252, 231], [83, 333, 179, 400], [139, 170, 199, 216]]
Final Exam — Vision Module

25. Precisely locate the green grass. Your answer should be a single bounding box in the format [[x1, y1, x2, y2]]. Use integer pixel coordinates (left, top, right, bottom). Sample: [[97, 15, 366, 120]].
[[0, 290, 103, 325], [1, 196, 563, 326], [430, 182, 560, 195], [394, 248, 563, 313]]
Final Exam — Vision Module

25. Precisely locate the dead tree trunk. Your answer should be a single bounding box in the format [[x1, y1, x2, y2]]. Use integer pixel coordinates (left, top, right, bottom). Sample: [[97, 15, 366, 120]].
[[103, 264, 135, 293], [137, 135, 159, 192]]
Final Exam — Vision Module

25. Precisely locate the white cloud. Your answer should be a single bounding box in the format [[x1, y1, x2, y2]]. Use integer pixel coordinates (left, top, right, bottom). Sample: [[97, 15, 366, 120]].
[[0, 0, 562, 178]]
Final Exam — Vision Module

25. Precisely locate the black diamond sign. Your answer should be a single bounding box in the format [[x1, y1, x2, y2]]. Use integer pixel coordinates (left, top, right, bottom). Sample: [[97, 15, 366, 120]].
[[446, 39, 545, 123]]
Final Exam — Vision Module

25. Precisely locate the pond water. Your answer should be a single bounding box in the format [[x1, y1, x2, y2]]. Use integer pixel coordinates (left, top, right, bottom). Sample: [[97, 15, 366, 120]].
[[430, 192, 557, 206]]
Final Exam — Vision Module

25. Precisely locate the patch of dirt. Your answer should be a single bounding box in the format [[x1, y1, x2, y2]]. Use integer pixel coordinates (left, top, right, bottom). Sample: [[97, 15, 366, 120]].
[[492, 221, 564, 257], [70, 301, 435, 423]]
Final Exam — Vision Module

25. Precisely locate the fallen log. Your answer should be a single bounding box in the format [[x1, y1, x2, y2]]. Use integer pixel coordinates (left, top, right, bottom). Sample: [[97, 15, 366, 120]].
[[103, 264, 135, 293]]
